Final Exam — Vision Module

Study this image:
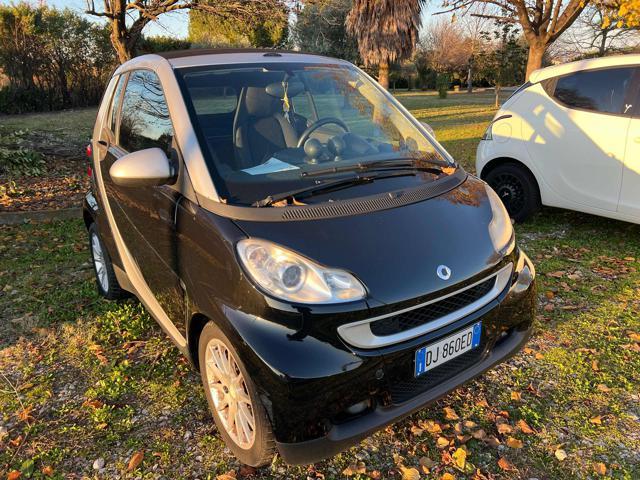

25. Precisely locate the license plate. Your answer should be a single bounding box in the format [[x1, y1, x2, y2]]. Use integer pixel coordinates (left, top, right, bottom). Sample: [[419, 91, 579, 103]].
[[414, 322, 482, 377]]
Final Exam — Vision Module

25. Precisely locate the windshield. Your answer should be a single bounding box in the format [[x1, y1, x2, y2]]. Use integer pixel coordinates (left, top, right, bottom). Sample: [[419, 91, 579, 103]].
[[176, 62, 456, 206]]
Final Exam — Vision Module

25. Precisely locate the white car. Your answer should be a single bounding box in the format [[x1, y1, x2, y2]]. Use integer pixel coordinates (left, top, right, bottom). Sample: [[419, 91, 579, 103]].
[[476, 54, 640, 224]]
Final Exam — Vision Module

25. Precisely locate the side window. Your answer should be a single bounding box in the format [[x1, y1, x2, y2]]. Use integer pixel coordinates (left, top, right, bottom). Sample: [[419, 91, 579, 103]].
[[552, 67, 635, 115], [118, 70, 174, 154], [108, 74, 127, 135]]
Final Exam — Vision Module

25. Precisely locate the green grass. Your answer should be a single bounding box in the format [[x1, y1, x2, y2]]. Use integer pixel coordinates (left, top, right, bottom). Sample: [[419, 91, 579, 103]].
[[1, 92, 639, 479]]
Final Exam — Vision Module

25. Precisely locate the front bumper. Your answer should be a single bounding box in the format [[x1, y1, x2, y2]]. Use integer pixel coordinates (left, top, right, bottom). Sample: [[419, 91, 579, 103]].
[[276, 322, 532, 464]]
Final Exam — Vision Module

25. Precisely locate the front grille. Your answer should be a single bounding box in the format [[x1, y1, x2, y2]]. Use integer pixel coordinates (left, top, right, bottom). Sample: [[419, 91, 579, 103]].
[[387, 340, 488, 404], [370, 276, 496, 337]]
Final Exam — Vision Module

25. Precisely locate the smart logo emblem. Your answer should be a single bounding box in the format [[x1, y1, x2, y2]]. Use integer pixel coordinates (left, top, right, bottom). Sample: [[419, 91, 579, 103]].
[[437, 265, 452, 280]]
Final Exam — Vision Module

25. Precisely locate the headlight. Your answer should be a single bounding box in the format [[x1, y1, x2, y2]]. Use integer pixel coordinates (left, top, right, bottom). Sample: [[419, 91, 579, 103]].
[[237, 239, 366, 304], [486, 184, 514, 253]]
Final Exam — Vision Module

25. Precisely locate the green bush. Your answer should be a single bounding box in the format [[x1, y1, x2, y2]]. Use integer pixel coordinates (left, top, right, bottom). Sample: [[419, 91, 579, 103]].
[[436, 73, 450, 99], [0, 129, 46, 176]]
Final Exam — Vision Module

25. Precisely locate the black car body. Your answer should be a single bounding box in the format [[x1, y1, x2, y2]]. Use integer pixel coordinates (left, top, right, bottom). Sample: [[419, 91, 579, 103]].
[[84, 49, 535, 466]]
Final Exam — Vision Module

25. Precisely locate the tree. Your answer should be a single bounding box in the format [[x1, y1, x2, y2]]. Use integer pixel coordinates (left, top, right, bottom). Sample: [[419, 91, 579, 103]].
[[420, 18, 471, 74], [292, 0, 360, 63], [346, 0, 426, 89], [85, 0, 286, 63], [189, 1, 287, 47], [476, 22, 527, 106], [439, 1, 588, 79], [618, 0, 640, 26], [551, 4, 639, 59]]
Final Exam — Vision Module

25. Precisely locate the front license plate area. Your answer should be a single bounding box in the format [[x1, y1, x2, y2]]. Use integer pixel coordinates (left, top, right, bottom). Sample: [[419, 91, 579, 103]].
[[414, 322, 482, 377]]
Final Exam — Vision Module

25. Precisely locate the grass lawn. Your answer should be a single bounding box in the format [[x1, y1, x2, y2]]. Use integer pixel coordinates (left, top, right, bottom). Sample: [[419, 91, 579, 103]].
[[1, 92, 639, 479]]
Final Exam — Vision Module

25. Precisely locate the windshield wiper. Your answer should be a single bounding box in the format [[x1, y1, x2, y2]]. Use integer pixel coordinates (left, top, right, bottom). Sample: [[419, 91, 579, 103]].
[[300, 158, 447, 178], [252, 171, 417, 207]]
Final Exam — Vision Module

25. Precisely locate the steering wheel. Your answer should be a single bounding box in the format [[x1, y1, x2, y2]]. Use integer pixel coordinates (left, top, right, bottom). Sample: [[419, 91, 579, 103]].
[[296, 117, 350, 148]]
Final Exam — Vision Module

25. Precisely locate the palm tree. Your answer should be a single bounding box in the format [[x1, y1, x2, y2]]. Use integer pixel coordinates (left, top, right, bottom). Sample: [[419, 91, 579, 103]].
[[346, 0, 425, 89]]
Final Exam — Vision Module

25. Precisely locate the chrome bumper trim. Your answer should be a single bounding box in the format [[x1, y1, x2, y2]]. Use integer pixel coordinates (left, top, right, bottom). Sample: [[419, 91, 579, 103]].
[[338, 263, 514, 349]]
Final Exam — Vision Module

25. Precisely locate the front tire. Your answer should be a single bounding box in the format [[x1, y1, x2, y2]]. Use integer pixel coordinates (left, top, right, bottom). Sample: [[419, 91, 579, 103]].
[[198, 322, 275, 467], [485, 163, 540, 223]]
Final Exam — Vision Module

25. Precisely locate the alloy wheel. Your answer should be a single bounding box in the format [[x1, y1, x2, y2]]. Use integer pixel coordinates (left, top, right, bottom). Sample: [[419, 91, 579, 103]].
[[204, 338, 256, 449], [91, 233, 109, 292]]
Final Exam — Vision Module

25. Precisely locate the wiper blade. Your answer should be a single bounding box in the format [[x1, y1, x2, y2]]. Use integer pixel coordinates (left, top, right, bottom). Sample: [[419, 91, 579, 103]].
[[301, 158, 446, 178], [252, 175, 375, 207], [252, 170, 420, 207]]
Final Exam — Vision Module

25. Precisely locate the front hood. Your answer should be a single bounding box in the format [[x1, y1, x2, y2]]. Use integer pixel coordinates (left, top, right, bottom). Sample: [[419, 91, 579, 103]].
[[234, 176, 505, 306]]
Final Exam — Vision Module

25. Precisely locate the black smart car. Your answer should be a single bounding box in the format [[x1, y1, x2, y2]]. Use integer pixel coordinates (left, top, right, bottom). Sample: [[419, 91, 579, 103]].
[[84, 49, 536, 466]]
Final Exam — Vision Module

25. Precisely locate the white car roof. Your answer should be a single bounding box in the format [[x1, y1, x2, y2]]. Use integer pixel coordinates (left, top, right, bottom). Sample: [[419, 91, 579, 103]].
[[114, 49, 350, 74], [530, 53, 640, 83]]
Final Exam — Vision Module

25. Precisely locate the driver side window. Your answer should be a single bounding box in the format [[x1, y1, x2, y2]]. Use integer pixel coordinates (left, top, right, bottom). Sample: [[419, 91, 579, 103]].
[[118, 70, 174, 154]]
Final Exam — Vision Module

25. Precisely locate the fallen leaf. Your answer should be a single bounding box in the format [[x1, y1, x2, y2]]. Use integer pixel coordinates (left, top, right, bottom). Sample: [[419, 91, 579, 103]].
[[342, 462, 366, 476], [628, 331, 640, 342], [593, 462, 607, 476], [555, 449, 567, 461], [589, 416, 602, 425], [441, 473, 456, 480], [127, 450, 144, 472], [17, 405, 34, 422], [591, 360, 599, 371], [41, 466, 54, 477], [506, 437, 523, 448], [452, 448, 467, 470], [497, 423, 513, 435], [419, 456, 436, 473], [82, 399, 104, 409], [516, 419, 534, 434], [485, 436, 501, 448], [443, 407, 459, 421], [472, 429, 487, 440], [535, 352, 545, 360], [463, 420, 477, 429], [547, 270, 565, 278], [399, 466, 420, 480], [217, 474, 237, 480], [424, 419, 442, 434], [437, 436, 451, 448], [411, 425, 425, 436], [370, 471, 381, 479], [510, 391, 522, 402], [476, 398, 489, 408], [7, 471, 21, 480], [596, 384, 611, 393], [497, 457, 515, 471]]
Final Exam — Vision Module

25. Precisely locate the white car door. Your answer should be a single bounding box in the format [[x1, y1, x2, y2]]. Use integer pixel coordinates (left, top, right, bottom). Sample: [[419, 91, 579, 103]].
[[619, 72, 640, 220], [523, 67, 635, 212]]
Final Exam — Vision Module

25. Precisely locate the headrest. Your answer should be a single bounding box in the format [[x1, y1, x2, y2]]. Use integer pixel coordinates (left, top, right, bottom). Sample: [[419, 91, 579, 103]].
[[244, 87, 278, 118], [265, 81, 305, 99]]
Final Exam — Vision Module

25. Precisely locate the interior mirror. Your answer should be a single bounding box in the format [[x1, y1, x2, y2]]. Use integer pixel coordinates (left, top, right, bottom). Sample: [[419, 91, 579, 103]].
[[420, 121, 436, 139], [110, 148, 176, 187]]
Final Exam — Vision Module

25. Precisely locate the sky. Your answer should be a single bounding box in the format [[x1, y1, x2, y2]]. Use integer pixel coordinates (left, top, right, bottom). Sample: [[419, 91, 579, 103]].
[[0, 0, 443, 41]]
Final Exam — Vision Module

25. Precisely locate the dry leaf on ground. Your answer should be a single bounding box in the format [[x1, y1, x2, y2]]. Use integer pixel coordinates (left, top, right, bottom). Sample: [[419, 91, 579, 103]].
[[127, 450, 144, 472]]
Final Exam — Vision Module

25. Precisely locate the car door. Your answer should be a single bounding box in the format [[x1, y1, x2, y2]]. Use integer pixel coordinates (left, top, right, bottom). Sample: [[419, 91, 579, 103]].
[[524, 66, 634, 212], [99, 69, 187, 331], [619, 68, 640, 220]]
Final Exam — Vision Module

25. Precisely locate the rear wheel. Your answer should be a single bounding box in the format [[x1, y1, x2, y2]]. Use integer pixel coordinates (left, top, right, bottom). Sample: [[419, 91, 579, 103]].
[[88, 223, 128, 300], [485, 163, 540, 223], [198, 322, 275, 467]]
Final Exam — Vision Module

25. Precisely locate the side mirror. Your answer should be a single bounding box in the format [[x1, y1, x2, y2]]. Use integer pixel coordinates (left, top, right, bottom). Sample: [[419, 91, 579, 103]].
[[109, 148, 176, 187], [420, 121, 436, 140]]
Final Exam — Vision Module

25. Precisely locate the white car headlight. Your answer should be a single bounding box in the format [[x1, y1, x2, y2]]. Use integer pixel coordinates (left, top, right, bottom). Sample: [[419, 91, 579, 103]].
[[486, 184, 514, 253], [237, 239, 366, 304]]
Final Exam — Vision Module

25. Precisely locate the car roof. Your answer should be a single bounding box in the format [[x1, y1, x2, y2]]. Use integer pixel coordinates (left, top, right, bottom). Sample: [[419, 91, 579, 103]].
[[116, 48, 350, 72], [530, 53, 640, 83]]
